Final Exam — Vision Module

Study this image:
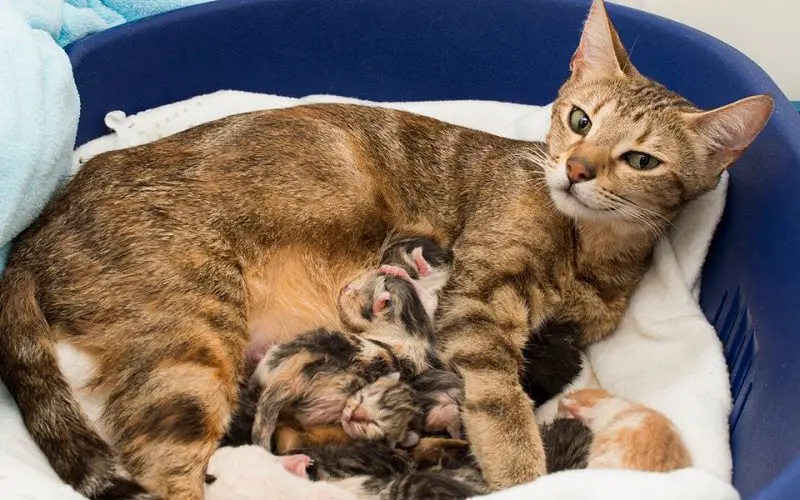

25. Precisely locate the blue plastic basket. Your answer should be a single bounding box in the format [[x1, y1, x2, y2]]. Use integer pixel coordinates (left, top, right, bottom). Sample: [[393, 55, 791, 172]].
[[65, 0, 800, 497]]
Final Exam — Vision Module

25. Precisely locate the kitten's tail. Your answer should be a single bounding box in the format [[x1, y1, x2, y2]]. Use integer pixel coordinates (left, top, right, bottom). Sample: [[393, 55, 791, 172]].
[[0, 268, 155, 500]]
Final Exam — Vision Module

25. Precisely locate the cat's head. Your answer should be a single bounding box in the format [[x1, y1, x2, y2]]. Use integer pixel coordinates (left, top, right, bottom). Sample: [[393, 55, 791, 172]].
[[544, 0, 773, 230]]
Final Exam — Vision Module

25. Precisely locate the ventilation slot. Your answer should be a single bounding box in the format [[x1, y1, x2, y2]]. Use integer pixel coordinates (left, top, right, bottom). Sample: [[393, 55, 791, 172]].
[[712, 286, 758, 432]]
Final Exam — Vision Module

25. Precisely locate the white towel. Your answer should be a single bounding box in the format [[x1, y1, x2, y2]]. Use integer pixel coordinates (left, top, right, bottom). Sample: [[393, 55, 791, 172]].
[[0, 91, 736, 500]]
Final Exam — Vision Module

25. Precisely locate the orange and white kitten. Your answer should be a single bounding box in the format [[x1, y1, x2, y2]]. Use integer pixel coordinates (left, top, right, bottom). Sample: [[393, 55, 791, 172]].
[[558, 389, 691, 473]]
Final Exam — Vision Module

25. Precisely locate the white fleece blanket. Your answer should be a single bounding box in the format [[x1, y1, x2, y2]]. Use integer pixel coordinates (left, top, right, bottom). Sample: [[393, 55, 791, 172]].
[[0, 91, 737, 500]]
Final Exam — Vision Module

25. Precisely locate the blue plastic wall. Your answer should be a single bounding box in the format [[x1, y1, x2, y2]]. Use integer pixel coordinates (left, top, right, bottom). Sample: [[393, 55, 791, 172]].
[[66, 0, 800, 497]]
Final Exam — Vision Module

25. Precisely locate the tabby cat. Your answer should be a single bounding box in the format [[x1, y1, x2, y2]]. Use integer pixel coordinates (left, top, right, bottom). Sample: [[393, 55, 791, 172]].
[[0, 0, 772, 498]]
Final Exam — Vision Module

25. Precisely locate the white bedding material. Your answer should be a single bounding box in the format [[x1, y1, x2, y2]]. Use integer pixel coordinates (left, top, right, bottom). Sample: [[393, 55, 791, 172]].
[[0, 91, 736, 499]]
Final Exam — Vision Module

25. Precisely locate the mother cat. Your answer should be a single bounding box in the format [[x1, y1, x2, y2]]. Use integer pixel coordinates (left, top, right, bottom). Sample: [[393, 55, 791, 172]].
[[0, 1, 771, 499]]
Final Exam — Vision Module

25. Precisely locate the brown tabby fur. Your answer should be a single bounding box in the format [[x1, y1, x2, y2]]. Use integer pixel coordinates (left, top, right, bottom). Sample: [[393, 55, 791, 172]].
[[0, 0, 772, 498]]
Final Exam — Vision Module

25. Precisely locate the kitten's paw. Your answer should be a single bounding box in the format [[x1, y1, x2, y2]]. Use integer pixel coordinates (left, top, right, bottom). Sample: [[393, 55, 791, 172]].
[[425, 402, 461, 437], [280, 454, 313, 478], [378, 264, 412, 282], [399, 430, 420, 448]]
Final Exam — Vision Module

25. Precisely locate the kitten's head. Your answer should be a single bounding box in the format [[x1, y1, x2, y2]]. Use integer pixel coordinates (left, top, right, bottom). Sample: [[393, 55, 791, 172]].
[[340, 373, 420, 446], [558, 388, 632, 430], [380, 237, 453, 297], [338, 270, 434, 340], [544, 0, 773, 232]]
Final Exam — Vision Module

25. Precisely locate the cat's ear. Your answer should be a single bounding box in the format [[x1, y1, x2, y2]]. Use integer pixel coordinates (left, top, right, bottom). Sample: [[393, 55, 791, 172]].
[[372, 291, 393, 316], [570, 0, 639, 81], [683, 94, 774, 171]]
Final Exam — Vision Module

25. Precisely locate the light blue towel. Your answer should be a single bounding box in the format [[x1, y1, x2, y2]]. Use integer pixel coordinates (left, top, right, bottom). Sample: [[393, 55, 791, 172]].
[[11, 0, 213, 47], [0, 0, 213, 270], [0, 4, 79, 270]]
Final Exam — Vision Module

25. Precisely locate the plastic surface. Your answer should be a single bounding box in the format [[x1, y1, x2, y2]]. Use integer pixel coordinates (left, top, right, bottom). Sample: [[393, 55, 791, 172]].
[[65, 0, 800, 497]]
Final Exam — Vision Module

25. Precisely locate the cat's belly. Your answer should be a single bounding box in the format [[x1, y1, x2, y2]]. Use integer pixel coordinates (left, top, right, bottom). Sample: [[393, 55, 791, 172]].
[[244, 245, 373, 363]]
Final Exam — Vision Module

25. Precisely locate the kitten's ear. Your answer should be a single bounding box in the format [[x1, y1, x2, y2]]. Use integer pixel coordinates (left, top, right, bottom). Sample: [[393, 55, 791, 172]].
[[372, 291, 392, 316], [570, 0, 639, 81], [683, 94, 774, 171]]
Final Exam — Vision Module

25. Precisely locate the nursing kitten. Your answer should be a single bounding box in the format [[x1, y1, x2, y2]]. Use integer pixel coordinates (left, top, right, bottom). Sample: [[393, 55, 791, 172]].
[[520, 319, 585, 407], [305, 440, 485, 500], [377, 237, 453, 319], [0, 0, 772, 496], [558, 389, 691, 472], [341, 373, 422, 448]]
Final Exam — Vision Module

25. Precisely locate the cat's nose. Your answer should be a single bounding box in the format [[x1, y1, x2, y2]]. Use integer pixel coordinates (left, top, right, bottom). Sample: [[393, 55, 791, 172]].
[[566, 156, 596, 183], [349, 406, 369, 422]]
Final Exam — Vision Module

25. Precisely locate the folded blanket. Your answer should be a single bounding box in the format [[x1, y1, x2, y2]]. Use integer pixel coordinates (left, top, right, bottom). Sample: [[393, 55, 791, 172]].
[[1, 91, 738, 500]]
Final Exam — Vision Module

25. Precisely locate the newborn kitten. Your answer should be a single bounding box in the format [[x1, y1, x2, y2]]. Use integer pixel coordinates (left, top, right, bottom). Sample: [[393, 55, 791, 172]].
[[521, 319, 585, 407], [558, 389, 691, 472], [377, 237, 453, 319], [305, 440, 485, 500], [224, 275, 433, 449], [341, 372, 421, 448]]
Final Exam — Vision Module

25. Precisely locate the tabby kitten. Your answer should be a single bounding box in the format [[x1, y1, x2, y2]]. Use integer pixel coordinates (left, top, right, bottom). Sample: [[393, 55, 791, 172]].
[[0, 0, 772, 496]]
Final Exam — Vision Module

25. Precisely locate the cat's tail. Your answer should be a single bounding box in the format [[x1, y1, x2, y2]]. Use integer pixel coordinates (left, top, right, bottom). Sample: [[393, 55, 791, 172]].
[[0, 267, 155, 500]]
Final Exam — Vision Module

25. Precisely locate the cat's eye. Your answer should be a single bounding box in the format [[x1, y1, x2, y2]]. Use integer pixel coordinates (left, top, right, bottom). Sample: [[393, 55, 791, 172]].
[[623, 152, 662, 170], [568, 107, 592, 136]]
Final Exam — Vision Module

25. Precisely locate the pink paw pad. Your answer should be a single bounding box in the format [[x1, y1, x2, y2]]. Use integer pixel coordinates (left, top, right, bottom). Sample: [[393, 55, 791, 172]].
[[279, 454, 313, 478], [378, 264, 412, 282]]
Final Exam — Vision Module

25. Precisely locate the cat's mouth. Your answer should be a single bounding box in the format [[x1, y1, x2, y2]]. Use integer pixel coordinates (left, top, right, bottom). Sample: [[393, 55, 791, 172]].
[[545, 167, 621, 220], [567, 186, 593, 209]]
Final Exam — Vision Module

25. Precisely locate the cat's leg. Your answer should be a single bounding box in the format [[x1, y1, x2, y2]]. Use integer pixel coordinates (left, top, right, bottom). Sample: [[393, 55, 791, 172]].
[[101, 352, 242, 500], [435, 243, 546, 491]]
